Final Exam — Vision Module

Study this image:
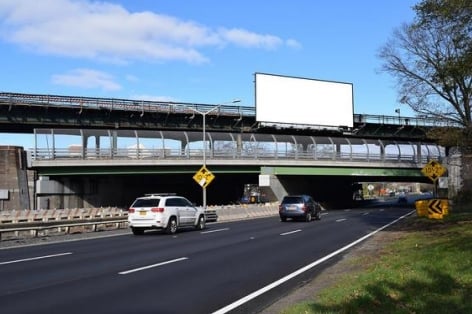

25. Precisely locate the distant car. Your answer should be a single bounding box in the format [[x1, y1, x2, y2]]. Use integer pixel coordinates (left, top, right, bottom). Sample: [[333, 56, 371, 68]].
[[128, 194, 206, 235], [279, 195, 321, 222]]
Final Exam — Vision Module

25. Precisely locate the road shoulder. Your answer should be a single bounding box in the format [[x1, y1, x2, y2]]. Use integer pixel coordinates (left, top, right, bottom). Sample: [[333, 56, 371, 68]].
[[258, 229, 407, 313]]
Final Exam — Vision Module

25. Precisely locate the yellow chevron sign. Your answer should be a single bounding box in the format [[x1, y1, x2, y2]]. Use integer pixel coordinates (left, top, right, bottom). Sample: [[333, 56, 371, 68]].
[[415, 198, 449, 219], [421, 160, 446, 182], [428, 199, 444, 219]]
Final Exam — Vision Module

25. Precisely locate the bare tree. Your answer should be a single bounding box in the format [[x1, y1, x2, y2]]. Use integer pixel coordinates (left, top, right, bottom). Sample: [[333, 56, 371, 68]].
[[379, 0, 472, 203]]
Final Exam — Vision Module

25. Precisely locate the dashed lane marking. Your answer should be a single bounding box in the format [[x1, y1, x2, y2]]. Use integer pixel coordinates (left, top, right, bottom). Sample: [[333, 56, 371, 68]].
[[280, 229, 302, 236], [0, 252, 73, 266], [201, 228, 230, 234], [119, 257, 188, 275]]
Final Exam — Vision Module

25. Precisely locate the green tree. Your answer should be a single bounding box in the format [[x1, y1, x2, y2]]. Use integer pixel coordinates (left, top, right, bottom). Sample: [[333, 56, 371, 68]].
[[379, 0, 472, 204]]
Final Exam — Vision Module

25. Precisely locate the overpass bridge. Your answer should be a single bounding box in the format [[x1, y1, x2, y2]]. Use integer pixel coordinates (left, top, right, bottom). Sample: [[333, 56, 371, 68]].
[[0, 91, 458, 138], [0, 92, 455, 210]]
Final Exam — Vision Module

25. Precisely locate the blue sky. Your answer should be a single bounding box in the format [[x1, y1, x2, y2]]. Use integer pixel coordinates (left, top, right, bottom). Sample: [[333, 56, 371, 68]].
[[0, 0, 418, 146]]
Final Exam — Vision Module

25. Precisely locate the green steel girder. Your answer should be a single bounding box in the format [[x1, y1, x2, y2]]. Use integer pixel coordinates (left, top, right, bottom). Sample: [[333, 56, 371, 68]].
[[37, 164, 424, 179], [37, 165, 262, 176], [260, 166, 424, 177]]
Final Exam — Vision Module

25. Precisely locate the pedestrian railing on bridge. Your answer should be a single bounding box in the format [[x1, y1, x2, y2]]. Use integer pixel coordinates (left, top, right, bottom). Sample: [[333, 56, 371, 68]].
[[29, 146, 439, 165]]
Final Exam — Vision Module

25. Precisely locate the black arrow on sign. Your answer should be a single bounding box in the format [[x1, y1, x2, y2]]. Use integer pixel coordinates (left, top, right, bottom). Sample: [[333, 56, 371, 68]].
[[428, 199, 442, 215]]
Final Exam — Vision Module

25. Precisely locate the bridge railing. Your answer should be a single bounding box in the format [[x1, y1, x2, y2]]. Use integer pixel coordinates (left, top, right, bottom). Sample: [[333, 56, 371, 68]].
[[1, 92, 461, 127], [0, 92, 255, 117], [353, 113, 461, 127], [30, 147, 434, 164]]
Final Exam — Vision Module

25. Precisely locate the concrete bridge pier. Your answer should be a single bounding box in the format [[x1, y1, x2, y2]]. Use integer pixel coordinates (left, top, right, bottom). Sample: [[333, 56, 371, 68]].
[[0, 146, 31, 210]]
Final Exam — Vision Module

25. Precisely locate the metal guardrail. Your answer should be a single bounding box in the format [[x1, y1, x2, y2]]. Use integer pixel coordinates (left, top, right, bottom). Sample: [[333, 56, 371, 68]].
[[0, 206, 274, 242], [0, 207, 129, 241], [0, 218, 128, 241]]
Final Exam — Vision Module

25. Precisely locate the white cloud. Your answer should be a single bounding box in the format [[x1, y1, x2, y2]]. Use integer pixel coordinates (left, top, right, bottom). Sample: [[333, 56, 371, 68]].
[[286, 38, 302, 49], [218, 28, 283, 49], [0, 0, 298, 64], [51, 68, 121, 91]]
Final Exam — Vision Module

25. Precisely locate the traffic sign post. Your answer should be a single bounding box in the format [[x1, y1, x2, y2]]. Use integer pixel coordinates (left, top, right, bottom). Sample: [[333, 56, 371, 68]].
[[187, 100, 239, 209]]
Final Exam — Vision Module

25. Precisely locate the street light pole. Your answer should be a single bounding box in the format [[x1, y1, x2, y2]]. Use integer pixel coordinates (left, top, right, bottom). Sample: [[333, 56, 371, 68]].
[[189, 99, 240, 209], [201, 106, 218, 209], [395, 108, 401, 124]]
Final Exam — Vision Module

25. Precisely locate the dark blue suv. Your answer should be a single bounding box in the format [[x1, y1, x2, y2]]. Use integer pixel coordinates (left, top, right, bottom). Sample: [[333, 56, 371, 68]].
[[279, 195, 321, 222]]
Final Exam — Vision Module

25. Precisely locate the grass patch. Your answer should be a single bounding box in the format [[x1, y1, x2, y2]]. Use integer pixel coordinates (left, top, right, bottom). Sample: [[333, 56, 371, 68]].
[[281, 211, 472, 314]]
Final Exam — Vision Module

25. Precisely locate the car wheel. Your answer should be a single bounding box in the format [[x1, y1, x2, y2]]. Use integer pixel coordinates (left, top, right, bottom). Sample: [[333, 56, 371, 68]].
[[280, 216, 287, 222], [131, 227, 144, 235], [305, 212, 312, 222], [315, 210, 321, 220], [166, 217, 178, 234], [196, 215, 205, 230]]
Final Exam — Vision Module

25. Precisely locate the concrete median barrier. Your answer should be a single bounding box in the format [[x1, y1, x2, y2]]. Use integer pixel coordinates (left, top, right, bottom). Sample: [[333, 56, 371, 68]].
[[0, 203, 280, 241]]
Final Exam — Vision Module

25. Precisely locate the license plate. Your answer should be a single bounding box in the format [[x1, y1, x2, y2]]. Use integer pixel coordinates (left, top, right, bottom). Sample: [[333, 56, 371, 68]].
[[139, 211, 147, 216], [287, 205, 297, 210]]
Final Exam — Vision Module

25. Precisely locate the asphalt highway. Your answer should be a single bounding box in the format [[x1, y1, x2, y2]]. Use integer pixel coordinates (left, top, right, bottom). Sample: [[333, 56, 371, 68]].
[[0, 207, 413, 314]]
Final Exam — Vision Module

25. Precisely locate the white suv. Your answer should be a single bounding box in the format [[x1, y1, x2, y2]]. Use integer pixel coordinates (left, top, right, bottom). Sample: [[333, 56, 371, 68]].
[[128, 194, 206, 235]]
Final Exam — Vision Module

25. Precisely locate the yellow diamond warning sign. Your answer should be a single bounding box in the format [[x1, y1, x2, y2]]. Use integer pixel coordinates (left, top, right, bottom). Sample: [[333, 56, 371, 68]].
[[421, 160, 446, 182], [193, 166, 215, 188]]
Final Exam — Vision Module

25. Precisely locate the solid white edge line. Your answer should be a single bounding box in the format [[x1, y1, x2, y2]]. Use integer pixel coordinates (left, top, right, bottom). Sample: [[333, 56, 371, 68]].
[[211, 210, 415, 314], [119, 257, 188, 275], [0, 252, 73, 265]]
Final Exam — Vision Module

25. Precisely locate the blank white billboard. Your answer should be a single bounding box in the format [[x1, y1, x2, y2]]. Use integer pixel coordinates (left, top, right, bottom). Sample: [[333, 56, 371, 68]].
[[255, 73, 354, 128]]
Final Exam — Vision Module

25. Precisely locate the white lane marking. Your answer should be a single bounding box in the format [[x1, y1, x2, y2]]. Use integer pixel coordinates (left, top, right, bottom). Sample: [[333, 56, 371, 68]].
[[336, 218, 347, 222], [119, 257, 188, 275], [201, 228, 230, 234], [0, 252, 73, 266], [280, 229, 302, 236], [212, 210, 415, 314], [363, 212, 370, 216]]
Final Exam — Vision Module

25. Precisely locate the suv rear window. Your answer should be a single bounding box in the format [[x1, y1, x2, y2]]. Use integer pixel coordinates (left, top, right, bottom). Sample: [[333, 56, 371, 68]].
[[165, 198, 193, 207], [165, 198, 181, 206], [282, 196, 304, 204], [132, 198, 161, 207]]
